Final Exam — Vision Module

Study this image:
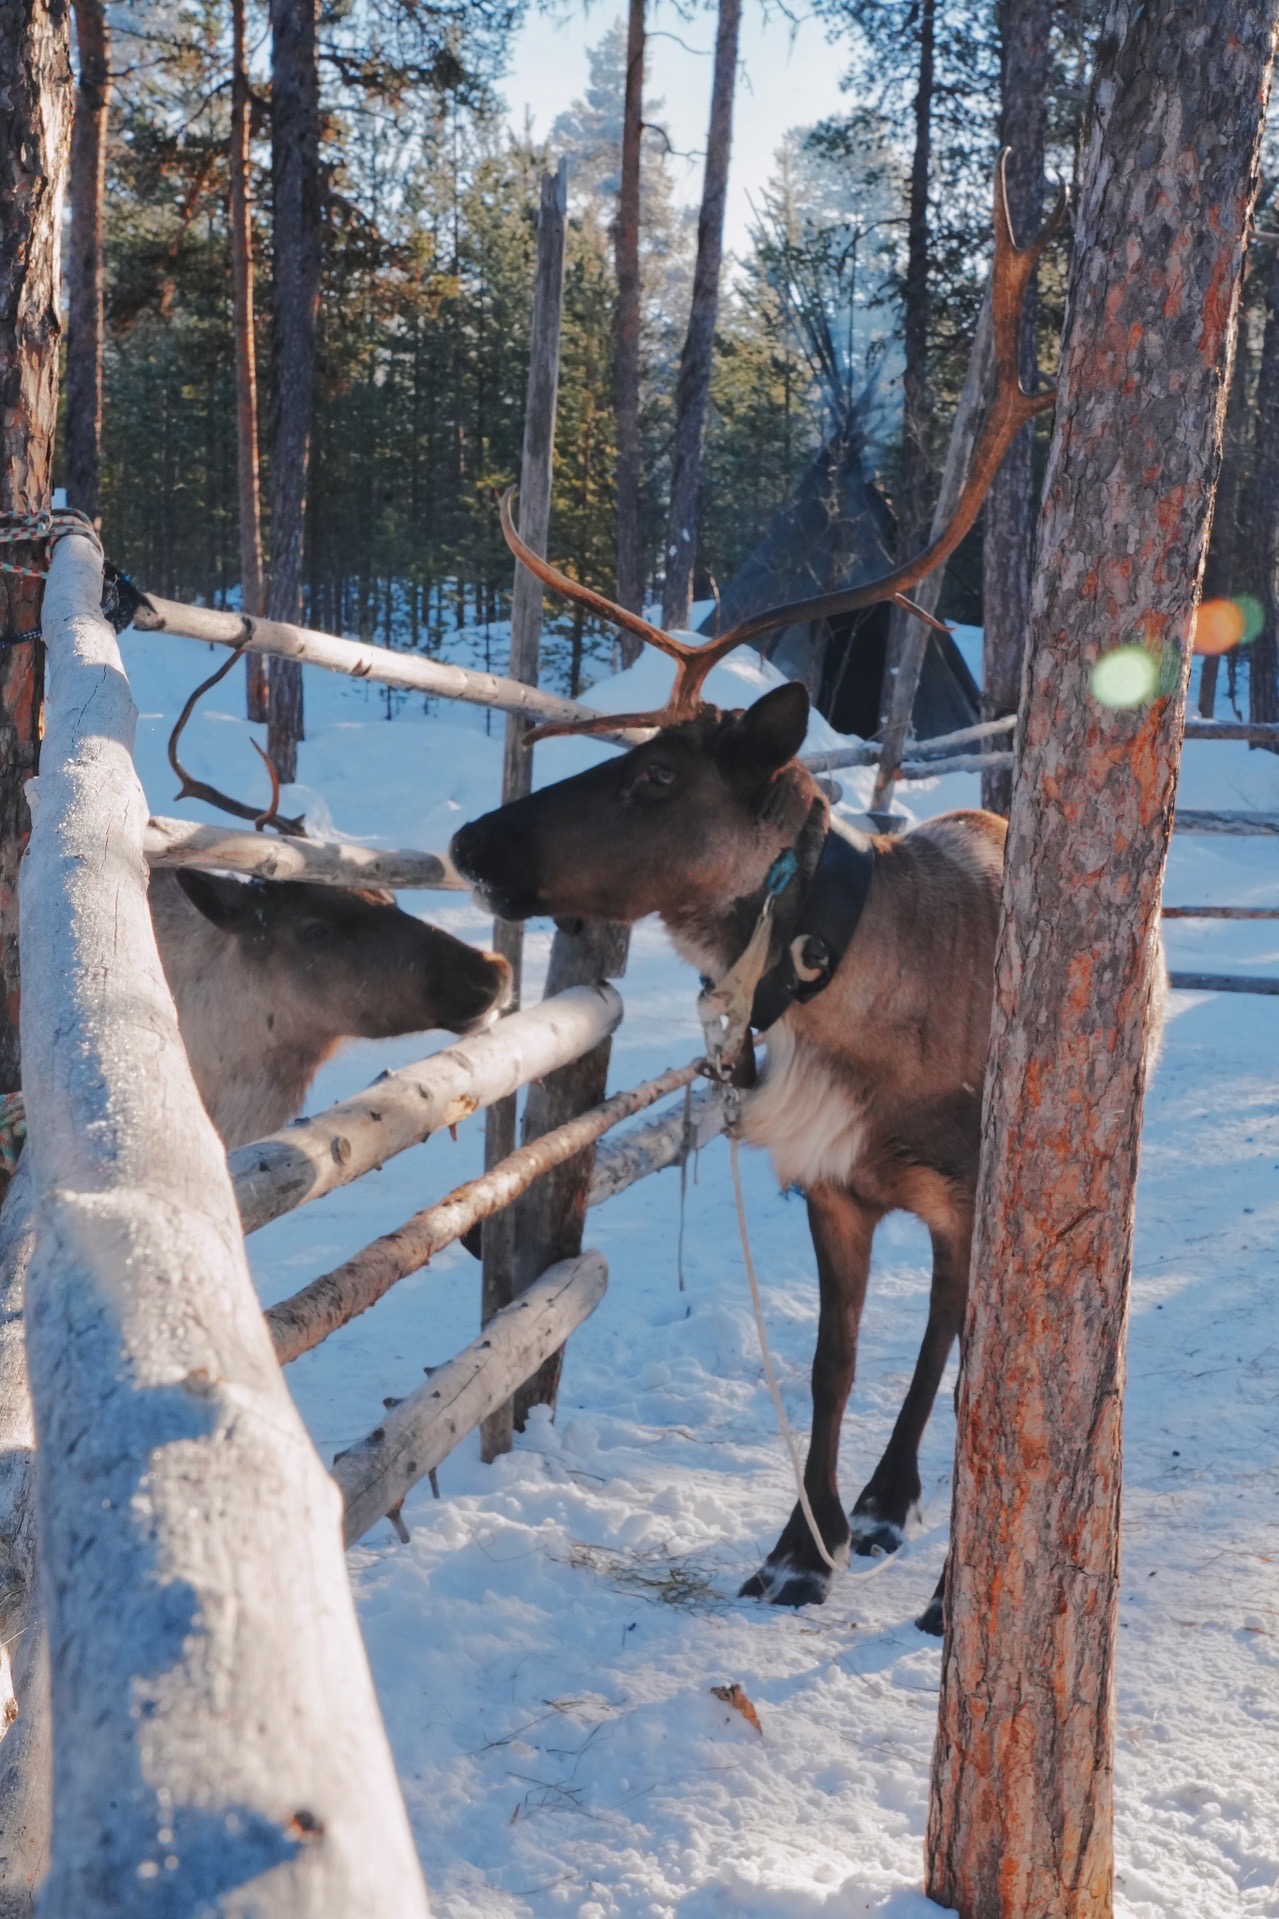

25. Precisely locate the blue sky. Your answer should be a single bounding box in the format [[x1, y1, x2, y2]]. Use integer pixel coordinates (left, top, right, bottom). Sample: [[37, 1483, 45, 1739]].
[[501, 1, 853, 256]]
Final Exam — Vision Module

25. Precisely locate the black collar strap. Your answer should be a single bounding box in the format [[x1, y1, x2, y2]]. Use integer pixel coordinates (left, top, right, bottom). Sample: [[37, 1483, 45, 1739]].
[[749, 818, 876, 1033]]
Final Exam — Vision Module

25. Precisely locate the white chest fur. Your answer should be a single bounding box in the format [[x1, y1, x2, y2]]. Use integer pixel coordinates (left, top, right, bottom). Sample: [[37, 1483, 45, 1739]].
[[741, 1022, 869, 1192]]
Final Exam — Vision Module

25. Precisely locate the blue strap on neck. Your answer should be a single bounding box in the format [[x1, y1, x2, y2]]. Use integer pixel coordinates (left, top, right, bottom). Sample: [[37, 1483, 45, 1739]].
[[764, 848, 799, 899]]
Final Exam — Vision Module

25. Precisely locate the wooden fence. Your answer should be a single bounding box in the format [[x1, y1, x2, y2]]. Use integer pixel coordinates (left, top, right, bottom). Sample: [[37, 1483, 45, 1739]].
[[0, 532, 738, 1913]]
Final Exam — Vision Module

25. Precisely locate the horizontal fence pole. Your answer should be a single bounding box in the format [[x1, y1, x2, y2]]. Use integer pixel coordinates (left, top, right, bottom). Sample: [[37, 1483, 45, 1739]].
[[1183, 719, 1279, 742], [23, 533, 428, 1913], [1168, 971, 1279, 995], [898, 750, 1015, 779], [267, 1060, 699, 1364], [145, 815, 466, 889], [587, 1081, 727, 1204], [335, 1252, 608, 1546], [802, 714, 1017, 776], [1173, 810, 1279, 834], [134, 592, 649, 739], [230, 982, 624, 1234], [1162, 905, 1279, 918]]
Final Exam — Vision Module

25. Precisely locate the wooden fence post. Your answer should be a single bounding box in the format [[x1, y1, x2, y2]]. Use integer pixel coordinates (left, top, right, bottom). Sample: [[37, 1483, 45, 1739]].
[[481, 159, 568, 1461], [509, 918, 629, 1426], [22, 532, 430, 1916], [925, 6, 1277, 1913]]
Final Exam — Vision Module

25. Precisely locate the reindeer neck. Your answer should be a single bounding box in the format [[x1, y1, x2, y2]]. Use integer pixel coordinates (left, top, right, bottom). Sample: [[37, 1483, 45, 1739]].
[[661, 761, 826, 979]]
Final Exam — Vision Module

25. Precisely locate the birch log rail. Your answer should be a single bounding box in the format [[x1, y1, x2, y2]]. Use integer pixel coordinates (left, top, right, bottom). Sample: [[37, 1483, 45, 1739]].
[[19, 532, 430, 1916], [229, 983, 623, 1235], [266, 1061, 697, 1364], [1173, 810, 1279, 834], [334, 1253, 608, 1547], [144, 814, 467, 888], [134, 589, 641, 735]]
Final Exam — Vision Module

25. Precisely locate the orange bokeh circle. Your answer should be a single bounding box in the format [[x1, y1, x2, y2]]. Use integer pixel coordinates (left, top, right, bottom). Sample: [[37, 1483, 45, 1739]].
[[1193, 598, 1247, 656]]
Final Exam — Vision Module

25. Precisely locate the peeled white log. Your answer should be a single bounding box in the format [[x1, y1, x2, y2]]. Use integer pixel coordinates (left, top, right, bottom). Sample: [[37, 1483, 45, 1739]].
[[135, 592, 623, 733], [21, 534, 430, 1917], [230, 984, 623, 1235], [144, 816, 466, 890], [266, 1061, 693, 1364], [586, 1083, 727, 1205], [334, 1253, 607, 1546]]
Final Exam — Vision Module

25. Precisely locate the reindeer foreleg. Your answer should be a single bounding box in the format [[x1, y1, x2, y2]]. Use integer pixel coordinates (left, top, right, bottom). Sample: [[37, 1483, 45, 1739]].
[[740, 1180, 881, 1608]]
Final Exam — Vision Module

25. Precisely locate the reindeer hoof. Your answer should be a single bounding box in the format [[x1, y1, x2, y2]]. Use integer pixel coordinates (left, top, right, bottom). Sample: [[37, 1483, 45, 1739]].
[[915, 1594, 945, 1636], [849, 1514, 907, 1557], [739, 1561, 832, 1608]]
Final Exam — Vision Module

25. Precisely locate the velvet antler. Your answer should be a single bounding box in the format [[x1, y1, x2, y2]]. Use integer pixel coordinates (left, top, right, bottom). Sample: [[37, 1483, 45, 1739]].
[[503, 150, 1069, 745]]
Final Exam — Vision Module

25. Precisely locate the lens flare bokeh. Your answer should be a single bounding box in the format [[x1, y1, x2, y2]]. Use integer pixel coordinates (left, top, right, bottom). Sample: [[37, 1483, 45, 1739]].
[[1091, 645, 1160, 709], [1193, 595, 1264, 655]]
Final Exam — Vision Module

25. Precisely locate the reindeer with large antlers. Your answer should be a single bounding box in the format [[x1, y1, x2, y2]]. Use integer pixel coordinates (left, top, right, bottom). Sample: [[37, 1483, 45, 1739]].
[[453, 161, 1067, 1630]]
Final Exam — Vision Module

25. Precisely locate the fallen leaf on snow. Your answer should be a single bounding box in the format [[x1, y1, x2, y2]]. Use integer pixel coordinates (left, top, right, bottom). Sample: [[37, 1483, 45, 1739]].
[[711, 1684, 762, 1735]]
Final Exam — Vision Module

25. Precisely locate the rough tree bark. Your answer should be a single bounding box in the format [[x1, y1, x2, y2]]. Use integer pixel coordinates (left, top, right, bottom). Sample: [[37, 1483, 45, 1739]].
[[23, 532, 431, 1917], [65, 0, 109, 524], [981, 0, 1052, 814], [0, 0, 73, 1095], [231, 0, 269, 720], [1248, 247, 1279, 732], [614, 0, 645, 655], [878, 0, 936, 724], [480, 164, 568, 1461], [926, 6, 1277, 1915], [265, 0, 321, 781], [660, 0, 742, 629]]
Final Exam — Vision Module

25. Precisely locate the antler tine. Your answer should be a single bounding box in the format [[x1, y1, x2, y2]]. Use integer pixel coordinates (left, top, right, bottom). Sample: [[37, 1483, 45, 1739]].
[[500, 489, 689, 661], [169, 642, 306, 837], [706, 152, 1072, 656]]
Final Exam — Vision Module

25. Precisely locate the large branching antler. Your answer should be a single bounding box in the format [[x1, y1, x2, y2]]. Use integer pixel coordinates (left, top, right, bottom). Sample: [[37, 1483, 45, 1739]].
[[504, 150, 1069, 746], [169, 642, 306, 836]]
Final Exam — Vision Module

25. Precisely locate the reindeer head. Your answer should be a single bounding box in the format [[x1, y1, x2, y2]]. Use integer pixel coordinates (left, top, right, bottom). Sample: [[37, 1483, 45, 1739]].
[[452, 682, 815, 936], [173, 870, 513, 1039]]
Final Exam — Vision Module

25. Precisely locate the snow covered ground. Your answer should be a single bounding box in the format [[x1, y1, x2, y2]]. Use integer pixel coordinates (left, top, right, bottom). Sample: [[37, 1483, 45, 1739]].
[[121, 624, 1279, 1917]]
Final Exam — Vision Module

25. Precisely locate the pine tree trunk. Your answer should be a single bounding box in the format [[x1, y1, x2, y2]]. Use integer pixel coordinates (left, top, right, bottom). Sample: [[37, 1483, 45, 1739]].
[[1198, 301, 1253, 718], [0, 0, 74, 1094], [981, 0, 1052, 815], [878, 0, 936, 724], [926, 7, 1276, 1914], [660, 0, 741, 630], [65, 0, 108, 525], [614, 0, 645, 654], [231, 0, 268, 721], [1248, 249, 1279, 731], [265, 0, 320, 781]]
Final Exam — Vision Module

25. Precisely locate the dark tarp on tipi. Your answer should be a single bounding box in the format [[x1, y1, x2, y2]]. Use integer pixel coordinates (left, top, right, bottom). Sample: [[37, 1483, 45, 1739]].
[[700, 426, 979, 742]]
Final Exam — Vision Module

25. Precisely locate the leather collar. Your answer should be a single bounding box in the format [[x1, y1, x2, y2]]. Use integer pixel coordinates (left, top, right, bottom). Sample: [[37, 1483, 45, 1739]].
[[749, 817, 876, 1034]]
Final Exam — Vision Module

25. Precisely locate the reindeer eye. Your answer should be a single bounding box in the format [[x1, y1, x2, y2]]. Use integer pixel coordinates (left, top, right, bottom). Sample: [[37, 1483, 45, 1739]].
[[296, 919, 333, 946], [638, 764, 676, 790]]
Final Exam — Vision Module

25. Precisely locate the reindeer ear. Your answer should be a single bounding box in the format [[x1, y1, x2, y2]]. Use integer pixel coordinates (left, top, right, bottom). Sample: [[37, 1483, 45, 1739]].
[[718, 682, 810, 786], [175, 869, 267, 937]]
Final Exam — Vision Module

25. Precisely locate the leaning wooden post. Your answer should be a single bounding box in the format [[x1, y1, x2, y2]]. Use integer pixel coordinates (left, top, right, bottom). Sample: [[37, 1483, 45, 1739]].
[[22, 532, 430, 1915], [870, 283, 994, 819], [481, 159, 568, 1462], [926, 6, 1277, 1915]]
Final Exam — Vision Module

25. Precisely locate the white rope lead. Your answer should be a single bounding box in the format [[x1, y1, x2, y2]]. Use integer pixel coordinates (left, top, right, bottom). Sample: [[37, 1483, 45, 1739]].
[[730, 1137, 838, 1574]]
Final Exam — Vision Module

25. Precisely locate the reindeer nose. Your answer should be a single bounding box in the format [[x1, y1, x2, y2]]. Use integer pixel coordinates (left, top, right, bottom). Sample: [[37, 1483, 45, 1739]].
[[449, 819, 492, 883]]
